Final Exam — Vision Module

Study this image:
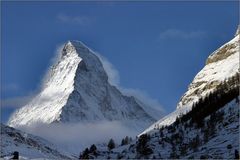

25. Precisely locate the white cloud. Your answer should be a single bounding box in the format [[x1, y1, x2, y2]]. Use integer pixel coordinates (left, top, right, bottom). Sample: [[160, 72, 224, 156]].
[[18, 121, 138, 153], [57, 14, 93, 26], [90, 52, 165, 117], [40, 43, 65, 90], [94, 52, 120, 86], [120, 88, 165, 118], [159, 29, 206, 40], [1, 44, 65, 109], [94, 52, 165, 117]]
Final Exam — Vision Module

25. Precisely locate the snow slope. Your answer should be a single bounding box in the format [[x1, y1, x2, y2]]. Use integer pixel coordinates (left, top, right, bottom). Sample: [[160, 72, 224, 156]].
[[8, 40, 162, 130], [0, 124, 73, 159], [141, 32, 239, 135], [80, 98, 240, 159], [177, 33, 239, 109]]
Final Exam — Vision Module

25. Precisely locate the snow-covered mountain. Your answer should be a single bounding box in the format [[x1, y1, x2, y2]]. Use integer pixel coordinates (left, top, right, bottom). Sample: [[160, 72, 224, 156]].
[[81, 99, 239, 159], [8, 41, 161, 130], [141, 30, 239, 134], [0, 123, 73, 159], [177, 30, 239, 109], [79, 28, 240, 159]]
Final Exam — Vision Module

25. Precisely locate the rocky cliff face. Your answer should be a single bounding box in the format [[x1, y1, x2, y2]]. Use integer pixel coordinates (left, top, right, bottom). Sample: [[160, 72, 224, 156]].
[[177, 32, 239, 109], [141, 29, 239, 134], [8, 41, 161, 130]]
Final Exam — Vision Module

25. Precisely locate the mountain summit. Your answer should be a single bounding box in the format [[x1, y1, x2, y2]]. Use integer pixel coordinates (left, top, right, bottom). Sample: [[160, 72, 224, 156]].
[[8, 41, 161, 129]]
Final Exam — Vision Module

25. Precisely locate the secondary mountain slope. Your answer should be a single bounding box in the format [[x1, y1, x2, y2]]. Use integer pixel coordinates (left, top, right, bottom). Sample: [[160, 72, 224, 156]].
[[0, 123, 73, 159], [81, 98, 239, 159], [141, 31, 239, 134]]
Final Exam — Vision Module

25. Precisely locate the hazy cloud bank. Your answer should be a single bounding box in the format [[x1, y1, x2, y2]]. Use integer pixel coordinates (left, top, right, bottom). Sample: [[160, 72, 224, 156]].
[[19, 121, 138, 153]]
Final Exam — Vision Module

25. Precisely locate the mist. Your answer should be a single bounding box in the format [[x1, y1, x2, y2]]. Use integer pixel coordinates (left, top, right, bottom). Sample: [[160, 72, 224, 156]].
[[95, 51, 165, 116], [18, 121, 138, 154]]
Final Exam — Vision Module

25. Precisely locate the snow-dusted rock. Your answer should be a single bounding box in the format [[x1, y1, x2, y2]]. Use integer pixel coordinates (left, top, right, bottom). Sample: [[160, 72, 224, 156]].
[[96, 98, 239, 159], [177, 33, 239, 109], [8, 41, 161, 130], [141, 30, 239, 135], [0, 123, 73, 159]]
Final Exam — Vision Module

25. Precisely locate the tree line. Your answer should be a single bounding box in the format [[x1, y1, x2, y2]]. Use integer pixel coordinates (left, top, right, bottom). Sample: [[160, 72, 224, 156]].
[[175, 72, 239, 127]]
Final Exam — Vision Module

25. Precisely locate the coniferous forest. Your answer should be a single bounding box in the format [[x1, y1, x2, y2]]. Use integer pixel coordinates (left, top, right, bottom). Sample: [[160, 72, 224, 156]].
[[79, 73, 239, 159]]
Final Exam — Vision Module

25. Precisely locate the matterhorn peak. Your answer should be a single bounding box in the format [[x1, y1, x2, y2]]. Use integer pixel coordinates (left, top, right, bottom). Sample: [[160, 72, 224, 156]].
[[63, 40, 89, 55], [8, 40, 161, 130], [61, 40, 93, 59], [60, 40, 89, 58], [60, 41, 77, 57]]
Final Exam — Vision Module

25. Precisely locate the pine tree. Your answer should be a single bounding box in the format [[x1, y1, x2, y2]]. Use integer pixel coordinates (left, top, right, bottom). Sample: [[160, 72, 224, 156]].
[[160, 130, 164, 138], [170, 145, 178, 159], [158, 153, 162, 159], [121, 138, 125, 146], [12, 151, 19, 160], [136, 134, 153, 156], [108, 138, 115, 151], [79, 148, 89, 159], [192, 135, 200, 151], [180, 144, 187, 156], [90, 144, 97, 155], [129, 137, 133, 142], [235, 150, 239, 159], [124, 136, 129, 145], [203, 128, 209, 143], [236, 97, 239, 104]]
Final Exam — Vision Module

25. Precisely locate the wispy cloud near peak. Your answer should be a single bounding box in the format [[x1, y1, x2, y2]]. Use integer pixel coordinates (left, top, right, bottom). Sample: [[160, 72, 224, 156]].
[[159, 29, 206, 40], [94, 52, 165, 116], [57, 14, 93, 26]]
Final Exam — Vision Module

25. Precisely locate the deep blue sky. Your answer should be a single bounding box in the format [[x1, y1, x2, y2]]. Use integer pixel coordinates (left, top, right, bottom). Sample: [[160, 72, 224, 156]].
[[1, 1, 239, 123]]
